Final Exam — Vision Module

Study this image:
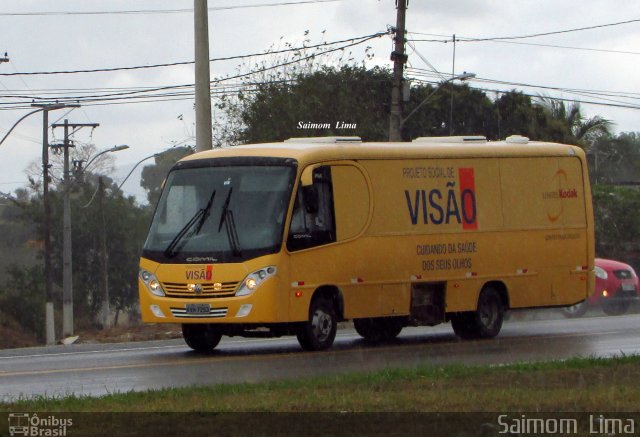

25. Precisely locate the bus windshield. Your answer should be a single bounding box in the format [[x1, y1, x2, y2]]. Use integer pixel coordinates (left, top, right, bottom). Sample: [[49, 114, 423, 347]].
[[142, 159, 296, 263]]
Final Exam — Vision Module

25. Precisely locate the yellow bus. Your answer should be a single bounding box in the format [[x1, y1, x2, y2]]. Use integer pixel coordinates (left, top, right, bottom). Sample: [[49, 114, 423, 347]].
[[139, 135, 594, 351]]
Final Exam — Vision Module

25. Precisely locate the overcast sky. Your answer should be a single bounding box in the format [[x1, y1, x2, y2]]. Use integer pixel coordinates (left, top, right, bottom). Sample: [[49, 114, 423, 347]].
[[0, 0, 638, 202]]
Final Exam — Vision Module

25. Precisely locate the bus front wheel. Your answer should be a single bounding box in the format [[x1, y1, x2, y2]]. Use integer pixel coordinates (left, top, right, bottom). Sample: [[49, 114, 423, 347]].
[[182, 324, 222, 352], [451, 287, 504, 340], [297, 296, 337, 351]]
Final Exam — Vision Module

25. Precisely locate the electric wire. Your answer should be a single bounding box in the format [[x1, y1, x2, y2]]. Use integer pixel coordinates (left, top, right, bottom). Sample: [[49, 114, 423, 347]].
[[407, 18, 640, 43], [0, 31, 390, 108], [0, 1, 343, 17], [0, 31, 387, 77]]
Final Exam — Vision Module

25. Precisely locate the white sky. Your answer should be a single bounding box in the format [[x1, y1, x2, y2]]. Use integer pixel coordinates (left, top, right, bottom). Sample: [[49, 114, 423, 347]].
[[0, 0, 639, 203]]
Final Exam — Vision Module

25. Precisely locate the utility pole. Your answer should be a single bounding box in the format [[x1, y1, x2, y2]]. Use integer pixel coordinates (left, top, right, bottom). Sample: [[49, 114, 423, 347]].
[[98, 176, 111, 329], [52, 119, 99, 338], [388, 0, 408, 142], [449, 34, 456, 135], [194, 0, 213, 151], [31, 103, 79, 345]]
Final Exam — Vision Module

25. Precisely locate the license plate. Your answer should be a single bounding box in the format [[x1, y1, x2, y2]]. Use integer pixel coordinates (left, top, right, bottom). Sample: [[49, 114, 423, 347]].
[[185, 303, 211, 314], [622, 283, 636, 291]]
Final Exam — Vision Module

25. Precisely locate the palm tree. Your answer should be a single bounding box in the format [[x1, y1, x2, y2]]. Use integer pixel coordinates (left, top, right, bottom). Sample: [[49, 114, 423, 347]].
[[537, 96, 613, 146]]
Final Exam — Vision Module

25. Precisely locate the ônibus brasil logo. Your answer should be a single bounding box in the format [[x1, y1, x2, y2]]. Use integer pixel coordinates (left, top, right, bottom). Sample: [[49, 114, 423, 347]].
[[8, 413, 73, 436], [405, 168, 478, 230]]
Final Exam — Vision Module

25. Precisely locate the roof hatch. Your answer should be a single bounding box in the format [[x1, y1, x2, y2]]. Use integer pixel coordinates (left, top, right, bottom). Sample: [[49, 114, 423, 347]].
[[412, 136, 487, 144], [284, 136, 362, 144]]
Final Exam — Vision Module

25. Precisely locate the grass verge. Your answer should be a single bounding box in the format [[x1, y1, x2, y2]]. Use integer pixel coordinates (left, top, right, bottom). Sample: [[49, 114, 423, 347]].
[[2, 355, 640, 412]]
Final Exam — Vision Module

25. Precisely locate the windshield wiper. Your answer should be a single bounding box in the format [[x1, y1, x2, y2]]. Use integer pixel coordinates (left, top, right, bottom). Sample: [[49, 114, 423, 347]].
[[217, 187, 233, 232], [194, 189, 217, 234], [163, 189, 216, 258], [217, 188, 242, 256]]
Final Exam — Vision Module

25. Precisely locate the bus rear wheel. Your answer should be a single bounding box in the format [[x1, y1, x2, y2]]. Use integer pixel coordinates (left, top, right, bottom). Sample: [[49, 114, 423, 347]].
[[561, 300, 589, 318], [297, 296, 337, 351], [182, 324, 222, 352], [451, 287, 504, 340], [354, 317, 403, 342]]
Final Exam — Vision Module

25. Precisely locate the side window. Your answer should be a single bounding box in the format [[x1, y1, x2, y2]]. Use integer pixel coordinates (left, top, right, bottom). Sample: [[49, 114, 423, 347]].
[[287, 166, 336, 251], [331, 165, 369, 241]]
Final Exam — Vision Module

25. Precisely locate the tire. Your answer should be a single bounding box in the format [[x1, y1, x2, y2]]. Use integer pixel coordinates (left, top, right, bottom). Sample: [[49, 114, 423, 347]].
[[602, 300, 629, 316], [451, 287, 504, 340], [354, 317, 403, 342], [297, 297, 337, 351], [182, 324, 222, 352], [561, 301, 589, 318]]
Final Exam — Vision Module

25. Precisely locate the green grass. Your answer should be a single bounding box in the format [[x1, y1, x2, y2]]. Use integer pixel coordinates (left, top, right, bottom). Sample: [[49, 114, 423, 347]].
[[2, 355, 640, 412]]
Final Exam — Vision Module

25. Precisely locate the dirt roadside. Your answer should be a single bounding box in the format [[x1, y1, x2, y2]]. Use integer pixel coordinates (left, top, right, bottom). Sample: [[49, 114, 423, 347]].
[[0, 322, 182, 349]]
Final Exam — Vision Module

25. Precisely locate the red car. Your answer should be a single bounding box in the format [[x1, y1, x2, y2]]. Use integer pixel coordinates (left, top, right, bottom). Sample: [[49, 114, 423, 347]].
[[563, 258, 640, 317]]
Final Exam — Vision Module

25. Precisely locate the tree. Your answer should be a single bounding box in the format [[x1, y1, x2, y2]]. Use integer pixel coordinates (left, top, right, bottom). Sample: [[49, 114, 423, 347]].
[[220, 65, 393, 143], [1, 171, 153, 333], [536, 97, 612, 147], [0, 265, 46, 340], [588, 132, 640, 185], [402, 83, 495, 140], [25, 143, 117, 189], [140, 146, 193, 205], [592, 184, 640, 267], [493, 91, 553, 141]]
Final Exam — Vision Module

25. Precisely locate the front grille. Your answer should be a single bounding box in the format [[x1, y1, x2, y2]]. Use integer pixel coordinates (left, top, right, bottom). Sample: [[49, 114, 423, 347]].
[[614, 270, 633, 280], [170, 307, 228, 318], [162, 281, 240, 298]]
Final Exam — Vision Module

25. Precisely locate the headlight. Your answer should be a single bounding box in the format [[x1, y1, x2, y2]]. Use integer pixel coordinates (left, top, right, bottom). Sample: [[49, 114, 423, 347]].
[[140, 269, 166, 297], [594, 266, 608, 280], [236, 266, 277, 296]]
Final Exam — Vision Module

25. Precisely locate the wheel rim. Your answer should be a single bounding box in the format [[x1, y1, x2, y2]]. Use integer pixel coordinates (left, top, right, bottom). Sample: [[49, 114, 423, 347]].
[[311, 308, 333, 343], [565, 303, 583, 314], [479, 298, 498, 328]]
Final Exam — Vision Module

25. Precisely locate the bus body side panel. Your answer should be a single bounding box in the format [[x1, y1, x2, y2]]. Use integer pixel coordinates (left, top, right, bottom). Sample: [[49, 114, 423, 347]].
[[288, 153, 591, 320], [349, 156, 589, 316]]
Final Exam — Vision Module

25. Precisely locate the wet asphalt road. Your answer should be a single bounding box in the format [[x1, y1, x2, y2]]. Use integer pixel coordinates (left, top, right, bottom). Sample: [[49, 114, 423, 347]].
[[1, 312, 640, 401]]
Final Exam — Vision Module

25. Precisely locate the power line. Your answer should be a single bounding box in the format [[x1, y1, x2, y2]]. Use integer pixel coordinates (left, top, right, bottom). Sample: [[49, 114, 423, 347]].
[[0, 31, 389, 104], [406, 67, 640, 100], [408, 18, 640, 43], [406, 71, 640, 111], [409, 76, 640, 111], [0, 31, 386, 77], [0, 32, 388, 110], [0, 1, 343, 17], [465, 18, 640, 42], [407, 35, 640, 56]]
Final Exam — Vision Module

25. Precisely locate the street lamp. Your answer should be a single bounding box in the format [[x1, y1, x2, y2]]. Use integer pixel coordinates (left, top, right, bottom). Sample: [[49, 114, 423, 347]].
[[117, 152, 160, 191], [400, 72, 476, 129], [61, 144, 129, 338], [82, 145, 130, 172]]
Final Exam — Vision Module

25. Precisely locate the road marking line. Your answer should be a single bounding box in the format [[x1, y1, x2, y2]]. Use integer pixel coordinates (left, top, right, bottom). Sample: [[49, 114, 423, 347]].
[[0, 335, 297, 361]]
